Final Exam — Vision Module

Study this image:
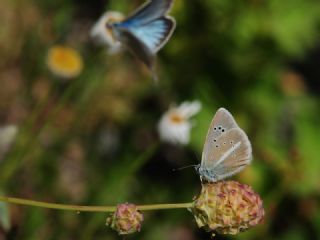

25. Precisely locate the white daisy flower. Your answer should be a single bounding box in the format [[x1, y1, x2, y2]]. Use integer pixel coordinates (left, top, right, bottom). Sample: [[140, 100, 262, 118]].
[[0, 125, 18, 160], [90, 11, 124, 54], [158, 101, 202, 145]]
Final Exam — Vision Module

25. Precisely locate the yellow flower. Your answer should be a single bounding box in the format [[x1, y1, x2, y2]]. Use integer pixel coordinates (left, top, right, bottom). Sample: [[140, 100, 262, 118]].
[[192, 181, 264, 236], [46, 45, 83, 78]]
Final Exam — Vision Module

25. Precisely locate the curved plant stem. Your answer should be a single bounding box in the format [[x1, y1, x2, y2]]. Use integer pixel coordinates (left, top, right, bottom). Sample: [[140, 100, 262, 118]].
[[0, 196, 192, 213]]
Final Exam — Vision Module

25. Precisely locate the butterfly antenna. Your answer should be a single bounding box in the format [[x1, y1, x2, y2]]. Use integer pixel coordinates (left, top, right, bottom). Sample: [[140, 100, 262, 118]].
[[172, 164, 197, 172]]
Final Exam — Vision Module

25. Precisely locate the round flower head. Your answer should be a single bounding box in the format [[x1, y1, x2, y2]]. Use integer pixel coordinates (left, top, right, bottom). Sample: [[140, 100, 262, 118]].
[[46, 45, 83, 79], [158, 100, 202, 145], [106, 203, 144, 235], [90, 11, 124, 54], [191, 181, 264, 236]]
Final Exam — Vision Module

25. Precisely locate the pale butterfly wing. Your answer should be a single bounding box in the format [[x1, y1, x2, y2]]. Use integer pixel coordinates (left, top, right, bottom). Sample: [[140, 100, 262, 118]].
[[202, 128, 252, 181], [201, 108, 239, 168], [125, 0, 174, 25]]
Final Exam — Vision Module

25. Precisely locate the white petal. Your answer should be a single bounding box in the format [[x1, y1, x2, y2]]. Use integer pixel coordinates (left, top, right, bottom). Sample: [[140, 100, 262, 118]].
[[157, 100, 201, 145], [158, 115, 191, 145], [176, 100, 202, 119], [90, 11, 124, 51]]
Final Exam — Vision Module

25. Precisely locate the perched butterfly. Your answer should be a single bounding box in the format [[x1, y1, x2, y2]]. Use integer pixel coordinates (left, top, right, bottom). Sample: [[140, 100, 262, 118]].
[[196, 108, 252, 182], [106, 0, 176, 75]]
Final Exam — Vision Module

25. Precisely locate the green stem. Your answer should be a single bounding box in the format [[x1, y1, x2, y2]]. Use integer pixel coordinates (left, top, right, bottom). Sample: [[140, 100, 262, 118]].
[[0, 196, 192, 212], [138, 203, 193, 211]]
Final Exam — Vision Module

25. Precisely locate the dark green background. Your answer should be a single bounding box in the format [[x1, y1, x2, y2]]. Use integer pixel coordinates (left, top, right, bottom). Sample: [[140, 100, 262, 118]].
[[0, 0, 320, 239]]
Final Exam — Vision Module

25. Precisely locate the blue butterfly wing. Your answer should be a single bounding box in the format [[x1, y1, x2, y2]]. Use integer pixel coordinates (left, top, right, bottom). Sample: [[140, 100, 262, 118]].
[[114, 27, 155, 69], [128, 17, 175, 53], [111, 0, 175, 74], [125, 0, 174, 25]]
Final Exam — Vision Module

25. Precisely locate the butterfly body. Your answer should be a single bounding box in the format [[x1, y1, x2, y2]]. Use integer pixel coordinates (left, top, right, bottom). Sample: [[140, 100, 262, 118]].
[[108, 0, 176, 72], [197, 108, 252, 182], [196, 165, 219, 182]]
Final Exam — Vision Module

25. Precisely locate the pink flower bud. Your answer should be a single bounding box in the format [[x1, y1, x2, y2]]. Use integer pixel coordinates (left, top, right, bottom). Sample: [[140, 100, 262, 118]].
[[191, 181, 264, 236], [107, 203, 144, 235]]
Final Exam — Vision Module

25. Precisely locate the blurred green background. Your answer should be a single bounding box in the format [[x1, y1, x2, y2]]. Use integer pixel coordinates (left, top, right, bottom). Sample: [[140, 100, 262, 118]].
[[1, 0, 320, 239]]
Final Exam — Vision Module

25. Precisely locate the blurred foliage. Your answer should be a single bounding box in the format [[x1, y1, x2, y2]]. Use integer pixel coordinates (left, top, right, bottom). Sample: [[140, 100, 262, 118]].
[[0, 0, 320, 239], [0, 200, 10, 232]]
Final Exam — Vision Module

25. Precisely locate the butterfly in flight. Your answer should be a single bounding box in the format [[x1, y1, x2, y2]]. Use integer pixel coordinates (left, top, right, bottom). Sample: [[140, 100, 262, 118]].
[[106, 0, 176, 78], [196, 108, 252, 182]]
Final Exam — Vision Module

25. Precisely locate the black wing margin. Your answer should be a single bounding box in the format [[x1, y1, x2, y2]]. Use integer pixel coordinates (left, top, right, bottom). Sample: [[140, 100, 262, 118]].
[[125, 0, 174, 24]]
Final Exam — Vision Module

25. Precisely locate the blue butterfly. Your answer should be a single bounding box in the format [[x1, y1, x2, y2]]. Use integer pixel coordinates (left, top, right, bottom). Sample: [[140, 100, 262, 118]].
[[107, 0, 176, 74]]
